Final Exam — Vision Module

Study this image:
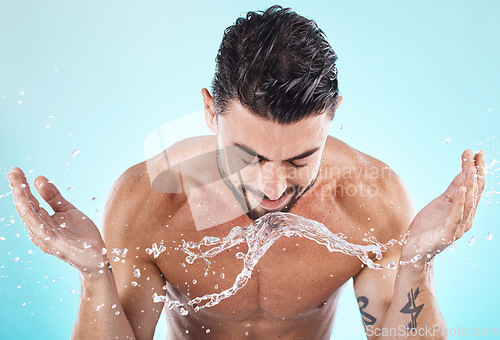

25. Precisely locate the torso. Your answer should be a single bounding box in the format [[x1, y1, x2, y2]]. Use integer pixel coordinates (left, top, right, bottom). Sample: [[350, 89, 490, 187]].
[[130, 135, 397, 339]]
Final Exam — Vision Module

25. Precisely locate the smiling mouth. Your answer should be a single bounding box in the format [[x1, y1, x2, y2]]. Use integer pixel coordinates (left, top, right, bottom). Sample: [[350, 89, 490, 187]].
[[246, 189, 292, 211]]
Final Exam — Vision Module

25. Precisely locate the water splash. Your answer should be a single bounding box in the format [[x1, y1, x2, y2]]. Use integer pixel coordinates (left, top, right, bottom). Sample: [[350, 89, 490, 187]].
[[0, 191, 12, 199], [156, 212, 406, 312]]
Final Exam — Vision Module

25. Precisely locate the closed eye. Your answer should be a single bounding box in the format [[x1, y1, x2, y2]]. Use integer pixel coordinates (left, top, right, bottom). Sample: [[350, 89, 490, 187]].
[[290, 161, 307, 168], [242, 159, 260, 166], [242, 159, 307, 168]]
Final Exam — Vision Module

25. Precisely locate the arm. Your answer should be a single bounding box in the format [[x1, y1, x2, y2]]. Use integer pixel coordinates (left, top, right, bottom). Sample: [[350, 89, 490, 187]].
[[100, 167, 167, 339], [354, 149, 485, 339], [7, 166, 167, 339], [6, 167, 135, 339]]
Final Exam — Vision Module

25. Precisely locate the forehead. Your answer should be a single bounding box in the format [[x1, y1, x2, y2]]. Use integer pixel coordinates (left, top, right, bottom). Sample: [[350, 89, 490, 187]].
[[217, 100, 331, 159]]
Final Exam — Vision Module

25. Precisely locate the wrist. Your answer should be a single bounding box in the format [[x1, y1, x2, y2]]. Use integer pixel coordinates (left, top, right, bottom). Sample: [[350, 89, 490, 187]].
[[397, 254, 435, 283], [80, 257, 113, 282]]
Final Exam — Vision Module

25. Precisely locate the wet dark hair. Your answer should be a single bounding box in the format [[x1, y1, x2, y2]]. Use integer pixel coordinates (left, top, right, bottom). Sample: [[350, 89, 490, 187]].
[[211, 5, 340, 124]]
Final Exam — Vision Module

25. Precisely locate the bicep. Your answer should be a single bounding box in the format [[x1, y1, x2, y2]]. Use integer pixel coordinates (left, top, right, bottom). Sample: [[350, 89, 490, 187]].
[[101, 171, 166, 340], [110, 249, 166, 340]]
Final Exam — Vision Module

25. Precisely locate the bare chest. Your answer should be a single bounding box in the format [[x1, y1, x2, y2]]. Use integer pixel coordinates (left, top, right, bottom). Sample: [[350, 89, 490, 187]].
[[152, 204, 367, 320]]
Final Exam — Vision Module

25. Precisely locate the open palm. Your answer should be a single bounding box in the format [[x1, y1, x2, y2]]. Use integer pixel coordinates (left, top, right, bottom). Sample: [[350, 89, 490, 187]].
[[401, 150, 485, 263], [7, 167, 107, 273]]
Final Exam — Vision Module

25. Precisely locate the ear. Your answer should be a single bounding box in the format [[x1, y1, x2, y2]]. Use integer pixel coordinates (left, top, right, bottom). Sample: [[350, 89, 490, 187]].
[[336, 95, 343, 110], [202, 88, 218, 133]]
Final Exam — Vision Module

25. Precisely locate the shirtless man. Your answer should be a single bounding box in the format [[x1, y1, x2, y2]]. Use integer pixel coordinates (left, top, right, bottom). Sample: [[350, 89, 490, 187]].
[[7, 6, 485, 340]]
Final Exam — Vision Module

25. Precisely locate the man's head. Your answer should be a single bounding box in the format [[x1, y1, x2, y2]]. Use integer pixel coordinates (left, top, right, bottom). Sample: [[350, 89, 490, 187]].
[[203, 6, 342, 220], [212, 5, 340, 124]]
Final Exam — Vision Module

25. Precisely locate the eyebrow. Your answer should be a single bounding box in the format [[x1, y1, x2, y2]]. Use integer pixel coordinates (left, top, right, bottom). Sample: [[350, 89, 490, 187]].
[[234, 143, 320, 162]]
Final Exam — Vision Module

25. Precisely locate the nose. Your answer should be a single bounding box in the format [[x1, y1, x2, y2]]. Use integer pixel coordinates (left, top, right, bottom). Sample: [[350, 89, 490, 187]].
[[258, 162, 287, 200]]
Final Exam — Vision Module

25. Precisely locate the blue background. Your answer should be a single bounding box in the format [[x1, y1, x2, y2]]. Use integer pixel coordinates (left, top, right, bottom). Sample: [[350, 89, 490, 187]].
[[1, 1, 499, 339]]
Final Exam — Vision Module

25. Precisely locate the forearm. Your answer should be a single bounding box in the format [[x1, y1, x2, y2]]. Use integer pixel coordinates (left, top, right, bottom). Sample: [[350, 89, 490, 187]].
[[72, 265, 136, 339], [377, 261, 446, 339]]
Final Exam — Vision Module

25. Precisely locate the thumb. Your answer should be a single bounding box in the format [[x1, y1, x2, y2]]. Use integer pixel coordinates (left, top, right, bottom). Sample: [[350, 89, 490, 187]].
[[34, 176, 76, 213]]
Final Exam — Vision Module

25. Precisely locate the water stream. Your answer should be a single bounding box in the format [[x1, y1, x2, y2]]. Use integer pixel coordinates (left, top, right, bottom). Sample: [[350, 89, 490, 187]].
[[153, 212, 407, 312]]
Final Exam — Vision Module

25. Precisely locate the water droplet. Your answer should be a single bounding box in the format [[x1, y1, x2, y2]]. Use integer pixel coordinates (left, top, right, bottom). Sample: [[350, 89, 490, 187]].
[[206, 329, 211, 333], [111, 304, 116, 308], [486, 232, 493, 240], [115, 311, 120, 315], [92, 197, 97, 201], [70, 290, 76, 294], [131, 281, 138, 287], [70, 150, 80, 158], [0, 237, 5, 241], [193, 279, 197, 284], [468, 236, 476, 247], [133, 269, 141, 278], [180, 308, 188, 316], [101, 248, 107, 255], [68, 187, 74, 191], [145, 243, 166, 258], [13, 257, 20, 262], [442, 137, 451, 144], [9, 219, 15, 224]]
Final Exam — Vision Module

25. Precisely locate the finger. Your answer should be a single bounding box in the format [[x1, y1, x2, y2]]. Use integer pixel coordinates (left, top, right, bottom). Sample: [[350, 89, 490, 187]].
[[458, 166, 477, 231], [461, 149, 475, 174], [445, 186, 466, 241], [33, 176, 76, 213], [459, 168, 478, 237], [10, 167, 41, 212], [461, 150, 485, 233], [442, 171, 463, 201], [7, 172, 38, 215], [474, 150, 485, 195]]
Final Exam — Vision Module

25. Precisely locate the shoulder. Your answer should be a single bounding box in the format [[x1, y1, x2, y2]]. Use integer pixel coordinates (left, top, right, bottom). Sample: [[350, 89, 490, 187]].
[[101, 135, 216, 242], [321, 136, 415, 239]]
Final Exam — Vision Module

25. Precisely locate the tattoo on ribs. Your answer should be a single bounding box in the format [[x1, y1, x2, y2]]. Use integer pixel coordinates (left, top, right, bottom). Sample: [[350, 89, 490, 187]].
[[400, 287, 424, 330], [357, 296, 377, 326]]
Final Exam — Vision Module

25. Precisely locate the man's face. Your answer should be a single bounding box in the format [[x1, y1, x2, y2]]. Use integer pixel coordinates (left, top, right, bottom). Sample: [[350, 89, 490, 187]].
[[215, 100, 332, 220]]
